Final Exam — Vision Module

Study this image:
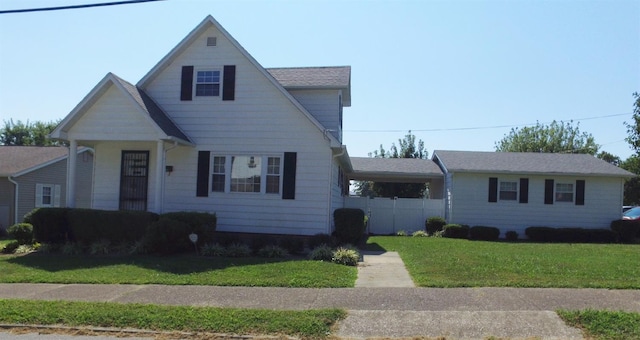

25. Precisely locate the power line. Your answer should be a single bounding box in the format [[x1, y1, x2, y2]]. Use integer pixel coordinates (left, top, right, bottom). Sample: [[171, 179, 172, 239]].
[[346, 112, 632, 133], [0, 0, 165, 14]]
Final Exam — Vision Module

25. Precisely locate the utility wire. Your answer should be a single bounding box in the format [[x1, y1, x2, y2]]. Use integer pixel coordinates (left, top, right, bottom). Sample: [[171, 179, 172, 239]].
[[346, 112, 631, 133], [0, 0, 164, 14]]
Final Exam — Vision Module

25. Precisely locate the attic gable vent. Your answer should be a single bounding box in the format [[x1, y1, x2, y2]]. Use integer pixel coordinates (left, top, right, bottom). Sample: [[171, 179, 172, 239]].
[[206, 37, 217, 46]]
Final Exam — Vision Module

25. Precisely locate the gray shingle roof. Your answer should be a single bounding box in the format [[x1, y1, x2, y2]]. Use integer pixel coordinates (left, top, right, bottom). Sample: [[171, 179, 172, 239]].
[[266, 66, 351, 106], [433, 150, 635, 177], [0, 146, 69, 176], [350, 157, 443, 181], [112, 74, 192, 144]]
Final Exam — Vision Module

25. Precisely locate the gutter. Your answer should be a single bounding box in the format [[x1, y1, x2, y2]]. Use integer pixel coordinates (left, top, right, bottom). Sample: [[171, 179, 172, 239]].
[[7, 176, 18, 225]]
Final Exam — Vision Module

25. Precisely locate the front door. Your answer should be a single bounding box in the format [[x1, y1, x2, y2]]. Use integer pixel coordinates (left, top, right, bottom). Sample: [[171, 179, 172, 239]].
[[119, 151, 149, 211]]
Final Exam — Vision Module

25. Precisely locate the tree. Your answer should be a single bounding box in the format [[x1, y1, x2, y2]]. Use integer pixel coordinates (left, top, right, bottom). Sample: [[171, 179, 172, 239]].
[[495, 120, 599, 155], [620, 156, 640, 205], [0, 119, 60, 146], [597, 151, 621, 167], [356, 131, 429, 198], [625, 92, 640, 155]]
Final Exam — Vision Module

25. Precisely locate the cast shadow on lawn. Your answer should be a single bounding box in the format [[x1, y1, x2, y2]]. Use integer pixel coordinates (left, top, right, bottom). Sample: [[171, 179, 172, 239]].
[[359, 242, 387, 254]]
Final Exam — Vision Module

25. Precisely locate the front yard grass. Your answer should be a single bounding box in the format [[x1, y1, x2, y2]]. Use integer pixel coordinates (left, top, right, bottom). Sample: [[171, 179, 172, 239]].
[[367, 236, 640, 288], [0, 253, 356, 288], [0, 299, 345, 339], [558, 309, 640, 340]]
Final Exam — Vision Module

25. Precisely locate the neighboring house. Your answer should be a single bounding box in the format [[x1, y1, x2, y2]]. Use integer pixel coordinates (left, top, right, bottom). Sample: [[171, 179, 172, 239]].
[[0, 146, 93, 230], [50, 15, 351, 236], [432, 150, 635, 235]]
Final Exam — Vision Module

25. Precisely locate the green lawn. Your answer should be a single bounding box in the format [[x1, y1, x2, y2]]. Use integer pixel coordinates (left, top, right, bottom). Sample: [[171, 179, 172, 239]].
[[0, 299, 345, 338], [366, 236, 640, 288], [558, 310, 640, 340], [0, 253, 356, 288]]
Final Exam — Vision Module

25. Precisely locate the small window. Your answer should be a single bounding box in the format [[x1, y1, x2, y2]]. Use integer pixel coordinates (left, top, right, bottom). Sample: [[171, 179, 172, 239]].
[[231, 156, 261, 193], [556, 183, 574, 202], [206, 37, 217, 46], [499, 181, 517, 201], [266, 157, 281, 194], [35, 183, 60, 208], [195, 70, 220, 96], [211, 156, 226, 192]]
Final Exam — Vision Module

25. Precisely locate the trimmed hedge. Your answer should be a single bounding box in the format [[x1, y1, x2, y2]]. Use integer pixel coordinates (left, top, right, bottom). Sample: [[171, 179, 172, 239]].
[[7, 223, 33, 245], [26, 208, 72, 244], [443, 224, 469, 239], [160, 211, 217, 245], [505, 231, 518, 241], [469, 226, 500, 241], [67, 209, 157, 244], [610, 219, 640, 243], [525, 227, 556, 242], [334, 208, 366, 244], [145, 218, 193, 255], [425, 216, 447, 235], [525, 226, 617, 243]]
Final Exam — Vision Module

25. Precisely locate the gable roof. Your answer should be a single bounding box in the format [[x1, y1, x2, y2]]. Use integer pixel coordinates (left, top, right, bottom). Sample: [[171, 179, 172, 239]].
[[136, 15, 343, 147], [433, 150, 635, 178], [349, 157, 443, 182], [50, 73, 192, 145], [267, 66, 351, 106], [0, 146, 87, 177]]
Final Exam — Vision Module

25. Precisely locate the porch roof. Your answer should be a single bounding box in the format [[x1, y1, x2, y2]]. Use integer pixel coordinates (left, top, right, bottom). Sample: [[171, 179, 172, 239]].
[[348, 157, 443, 182]]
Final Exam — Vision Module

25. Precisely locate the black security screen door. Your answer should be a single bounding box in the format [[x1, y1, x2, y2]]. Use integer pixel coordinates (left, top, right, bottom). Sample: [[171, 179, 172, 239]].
[[119, 151, 149, 211]]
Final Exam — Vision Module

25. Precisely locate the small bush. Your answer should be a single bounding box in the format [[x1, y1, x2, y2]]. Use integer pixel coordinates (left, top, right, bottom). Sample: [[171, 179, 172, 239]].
[[1, 241, 19, 254], [469, 226, 500, 241], [26, 208, 72, 244], [225, 243, 251, 257], [426, 216, 447, 235], [611, 219, 640, 243], [89, 239, 111, 255], [14, 244, 34, 254], [309, 244, 334, 262], [61, 242, 83, 255], [396, 230, 407, 236], [36, 243, 60, 254], [505, 231, 518, 241], [308, 233, 335, 249], [412, 230, 428, 237], [333, 208, 366, 245], [431, 230, 444, 238], [525, 227, 556, 242], [250, 236, 277, 254], [161, 211, 217, 245], [145, 218, 192, 255], [201, 243, 226, 257], [443, 224, 469, 239], [278, 237, 304, 255], [526, 226, 619, 243], [128, 238, 149, 255], [257, 245, 289, 258], [331, 247, 360, 266], [7, 223, 33, 245]]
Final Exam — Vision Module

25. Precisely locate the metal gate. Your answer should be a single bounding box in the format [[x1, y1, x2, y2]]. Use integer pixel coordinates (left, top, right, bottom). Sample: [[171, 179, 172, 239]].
[[344, 197, 444, 235], [119, 151, 149, 211]]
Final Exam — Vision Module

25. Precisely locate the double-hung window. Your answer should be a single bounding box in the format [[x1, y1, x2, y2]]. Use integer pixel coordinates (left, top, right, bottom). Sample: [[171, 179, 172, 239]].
[[211, 156, 226, 192], [35, 183, 60, 207], [231, 156, 261, 193], [555, 183, 574, 202], [195, 70, 220, 96], [211, 155, 281, 194], [499, 181, 517, 201], [266, 157, 281, 194]]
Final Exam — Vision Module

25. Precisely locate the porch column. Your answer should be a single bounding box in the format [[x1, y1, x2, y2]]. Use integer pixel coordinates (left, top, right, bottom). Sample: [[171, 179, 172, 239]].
[[154, 140, 164, 213], [66, 139, 77, 208]]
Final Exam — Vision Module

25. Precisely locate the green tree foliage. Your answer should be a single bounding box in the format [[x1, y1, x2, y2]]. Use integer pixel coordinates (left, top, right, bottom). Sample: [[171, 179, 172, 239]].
[[357, 131, 429, 198], [0, 119, 60, 146], [620, 156, 640, 205], [625, 92, 640, 155], [597, 151, 621, 166], [495, 120, 599, 155]]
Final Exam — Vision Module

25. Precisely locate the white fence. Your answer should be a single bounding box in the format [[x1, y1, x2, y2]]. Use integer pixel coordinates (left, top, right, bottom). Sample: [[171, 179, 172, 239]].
[[344, 197, 445, 235]]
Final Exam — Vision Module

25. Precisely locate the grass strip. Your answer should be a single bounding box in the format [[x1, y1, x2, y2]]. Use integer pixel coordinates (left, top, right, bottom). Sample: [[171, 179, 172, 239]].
[[367, 236, 640, 288], [558, 309, 640, 340], [0, 254, 356, 288], [0, 299, 345, 338]]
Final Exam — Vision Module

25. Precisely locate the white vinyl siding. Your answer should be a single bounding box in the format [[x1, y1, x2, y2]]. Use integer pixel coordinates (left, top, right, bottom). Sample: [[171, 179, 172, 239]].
[[288, 89, 342, 142]]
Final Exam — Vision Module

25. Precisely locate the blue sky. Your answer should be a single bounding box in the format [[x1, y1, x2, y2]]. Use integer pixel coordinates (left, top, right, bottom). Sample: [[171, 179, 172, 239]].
[[1, 0, 638, 159]]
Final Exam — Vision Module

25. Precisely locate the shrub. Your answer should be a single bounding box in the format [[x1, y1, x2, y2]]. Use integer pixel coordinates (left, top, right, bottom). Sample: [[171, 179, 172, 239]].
[[333, 208, 366, 245], [505, 231, 518, 241], [525, 227, 556, 242], [611, 219, 640, 243], [278, 237, 305, 255], [587, 229, 618, 243], [426, 216, 447, 235], [201, 243, 226, 257], [257, 245, 289, 258], [469, 226, 500, 241], [14, 244, 34, 254], [396, 230, 407, 236], [68, 209, 157, 245], [128, 238, 149, 255], [225, 242, 251, 257], [412, 230, 428, 237], [145, 218, 192, 255], [61, 242, 84, 255], [161, 212, 217, 245], [331, 247, 360, 266], [308, 233, 335, 249], [1, 241, 19, 254], [250, 236, 277, 254], [89, 239, 111, 255], [25, 208, 72, 244], [443, 224, 469, 239], [7, 223, 33, 245], [37, 243, 60, 254], [431, 230, 444, 238], [526, 226, 619, 243], [309, 244, 334, 262]]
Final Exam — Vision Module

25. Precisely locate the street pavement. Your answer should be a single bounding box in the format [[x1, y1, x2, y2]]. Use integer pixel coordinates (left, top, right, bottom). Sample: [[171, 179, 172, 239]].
[[1, 252, 639, 339]]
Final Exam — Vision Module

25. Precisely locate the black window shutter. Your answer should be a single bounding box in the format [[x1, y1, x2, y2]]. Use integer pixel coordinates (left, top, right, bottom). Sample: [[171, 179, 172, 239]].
[[576, 180, 585, 206], [180, 66, 194, 101], [222, 65, 236, 101], [519, 178, 529, 203], [544, 179, 554, 204], [282, 152, 297, 200], [488, 177, 498, 203], [196, 151, 210, 197]]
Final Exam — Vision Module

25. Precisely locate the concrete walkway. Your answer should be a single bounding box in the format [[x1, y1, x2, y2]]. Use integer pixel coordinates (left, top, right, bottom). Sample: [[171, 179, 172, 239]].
[[355, 251, 415, 287]]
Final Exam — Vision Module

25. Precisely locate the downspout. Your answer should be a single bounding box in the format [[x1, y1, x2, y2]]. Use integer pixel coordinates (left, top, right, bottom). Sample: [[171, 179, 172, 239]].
[[7, 176, 18, 225]]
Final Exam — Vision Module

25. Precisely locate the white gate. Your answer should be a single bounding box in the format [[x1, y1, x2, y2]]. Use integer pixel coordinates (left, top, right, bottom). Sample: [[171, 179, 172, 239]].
[[344, 197, 444, 235]]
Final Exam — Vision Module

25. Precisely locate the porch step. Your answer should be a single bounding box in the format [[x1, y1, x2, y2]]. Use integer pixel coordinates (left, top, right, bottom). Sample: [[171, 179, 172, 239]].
[[355, 251, 415, 287]]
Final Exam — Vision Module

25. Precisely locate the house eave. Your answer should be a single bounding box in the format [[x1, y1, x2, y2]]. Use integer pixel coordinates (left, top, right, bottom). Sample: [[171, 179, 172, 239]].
[[446, 169, 636, 178]]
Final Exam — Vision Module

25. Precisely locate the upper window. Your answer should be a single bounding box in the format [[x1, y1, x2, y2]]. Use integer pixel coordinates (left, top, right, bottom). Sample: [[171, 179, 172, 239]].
[[556, 183, 574, 202], [195, 70, 220, 96], [499, 181, 517, 201]]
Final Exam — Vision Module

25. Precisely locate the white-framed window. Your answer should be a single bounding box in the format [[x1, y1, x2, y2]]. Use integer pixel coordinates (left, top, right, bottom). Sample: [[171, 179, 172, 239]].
[[35, 184, 61, 208], [195, 70, 220, 96], [556, 183, 574, 202], [211, 155, 282, 194], [499, 181, 517, 201]]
